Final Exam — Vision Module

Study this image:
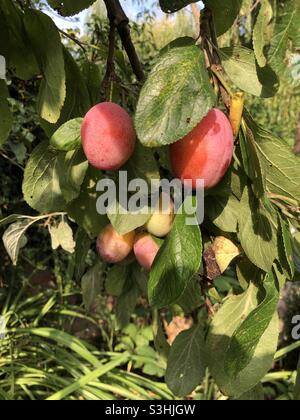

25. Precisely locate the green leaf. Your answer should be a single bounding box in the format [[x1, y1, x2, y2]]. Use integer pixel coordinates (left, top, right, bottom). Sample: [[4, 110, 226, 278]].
[[220, 47, 279, 97], [224, 273, 279, 378], [135, 46, 215, 147], [293, 232, 300, 274], [116, 276, 139, 329], [239, 123, 265, 198], [41, 49, 91, 137], [81, 61, 102, 106], [159, 0, 198, 13], [230, 163, 248, 200], [149, 198, 202, 308], [2, 219, 34, 265], [22, 141, 66, 213], [204, 0, 243, 36], [81, 262, 105, 313], [74, 228, 91, 282], [124, 142, 160, 187], [236, 258, 264, 290], [238, 186, 278, 272], [58, 148, 88, 203], [67, 166, 108, 238], [245, 114, 300, 203], [253, 0, 273, 68], [107, 200, 151, 236], [235, 384, 264, 401], [268, 0, 300, 75], [153, 310, 170, 359], [205, 193, 239, 233], [24, 9, 66, 124], [0, 0, 39, 80], [47, 0, 97, 17], [278, 216, 295, 280], [207, 283, 258, 393], [160, 37, 196, 56], [50, 118, 82, 151], [206, 281, 279, 397], [0, 80, 12, 146], [176, 275, 202, 313], [165, 324, 206, 397], [106, 265, 128, 297]]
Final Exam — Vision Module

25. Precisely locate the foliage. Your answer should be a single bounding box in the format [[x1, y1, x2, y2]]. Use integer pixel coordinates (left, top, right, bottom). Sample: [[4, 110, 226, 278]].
[[1, 0, 300, 401]]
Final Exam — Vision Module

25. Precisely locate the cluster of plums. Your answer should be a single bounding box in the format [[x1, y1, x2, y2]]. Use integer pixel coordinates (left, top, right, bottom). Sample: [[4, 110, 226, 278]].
[[81, 102, 234, 270], [96, 193, 174, 271]]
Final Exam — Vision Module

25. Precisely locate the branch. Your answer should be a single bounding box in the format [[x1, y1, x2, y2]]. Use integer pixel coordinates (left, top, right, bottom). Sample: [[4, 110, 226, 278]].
[[0, 150, 24, 171], [103, 0, 145, 81], [250, 0, 261, 13], [58, 29, 87, 56], [101, 20, 117, 100]]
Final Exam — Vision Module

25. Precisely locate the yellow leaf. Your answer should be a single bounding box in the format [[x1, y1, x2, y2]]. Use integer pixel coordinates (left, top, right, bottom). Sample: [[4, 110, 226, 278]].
[[229, 92, 245, 138], [212, 236, 240, 274]]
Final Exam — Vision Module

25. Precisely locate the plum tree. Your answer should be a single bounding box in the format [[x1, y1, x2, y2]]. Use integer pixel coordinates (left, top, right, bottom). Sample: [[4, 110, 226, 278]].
[[97, 224, 135, 264], [145, 193, 175, 238], [81, 102, 136, 171], [133, 233, 160, 272], [170, 108, 234, 189]]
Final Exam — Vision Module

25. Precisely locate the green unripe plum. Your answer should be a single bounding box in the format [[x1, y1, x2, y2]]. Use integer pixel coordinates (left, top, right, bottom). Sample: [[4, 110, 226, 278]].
[[170, 108, 234, 190], [97, 224, 135, 264], [145, 193, 175, 238], [133, 233, 160, 272], [81, 102, 136, 171]]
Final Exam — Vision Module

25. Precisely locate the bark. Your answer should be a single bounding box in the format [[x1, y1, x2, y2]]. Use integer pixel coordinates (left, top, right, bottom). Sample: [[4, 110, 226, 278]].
[[103, 0, 145, 81]]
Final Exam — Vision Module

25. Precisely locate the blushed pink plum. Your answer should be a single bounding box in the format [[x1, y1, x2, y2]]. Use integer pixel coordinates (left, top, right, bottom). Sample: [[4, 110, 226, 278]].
[[81, 102, 136, 171], [170, 108, 234, 190], [134, 233, 160, 272]]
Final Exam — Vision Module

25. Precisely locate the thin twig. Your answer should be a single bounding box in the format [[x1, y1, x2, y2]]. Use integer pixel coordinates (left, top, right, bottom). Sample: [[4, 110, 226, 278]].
[[101, 20, 117, 101], [200, 8, 214, 65], [250, 0, 261, 13], [58, 28, 87, 56], [0, 151, 24, 171], [210, 64, 233, 94]]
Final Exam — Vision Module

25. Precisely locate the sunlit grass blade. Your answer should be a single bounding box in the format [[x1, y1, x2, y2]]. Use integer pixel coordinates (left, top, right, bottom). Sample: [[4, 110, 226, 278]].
[[46, 353, 130, 400]]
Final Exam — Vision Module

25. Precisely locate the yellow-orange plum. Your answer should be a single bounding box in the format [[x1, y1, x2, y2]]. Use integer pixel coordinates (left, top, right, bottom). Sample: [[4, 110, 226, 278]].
[[145, 193, 174, 238], [96, 224, 135, 264]]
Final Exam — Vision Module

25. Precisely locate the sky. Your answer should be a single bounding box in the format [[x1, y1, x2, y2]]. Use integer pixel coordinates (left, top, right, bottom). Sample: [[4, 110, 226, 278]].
[[46, 0, 204, 32], [46, 0, 156, 32]]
